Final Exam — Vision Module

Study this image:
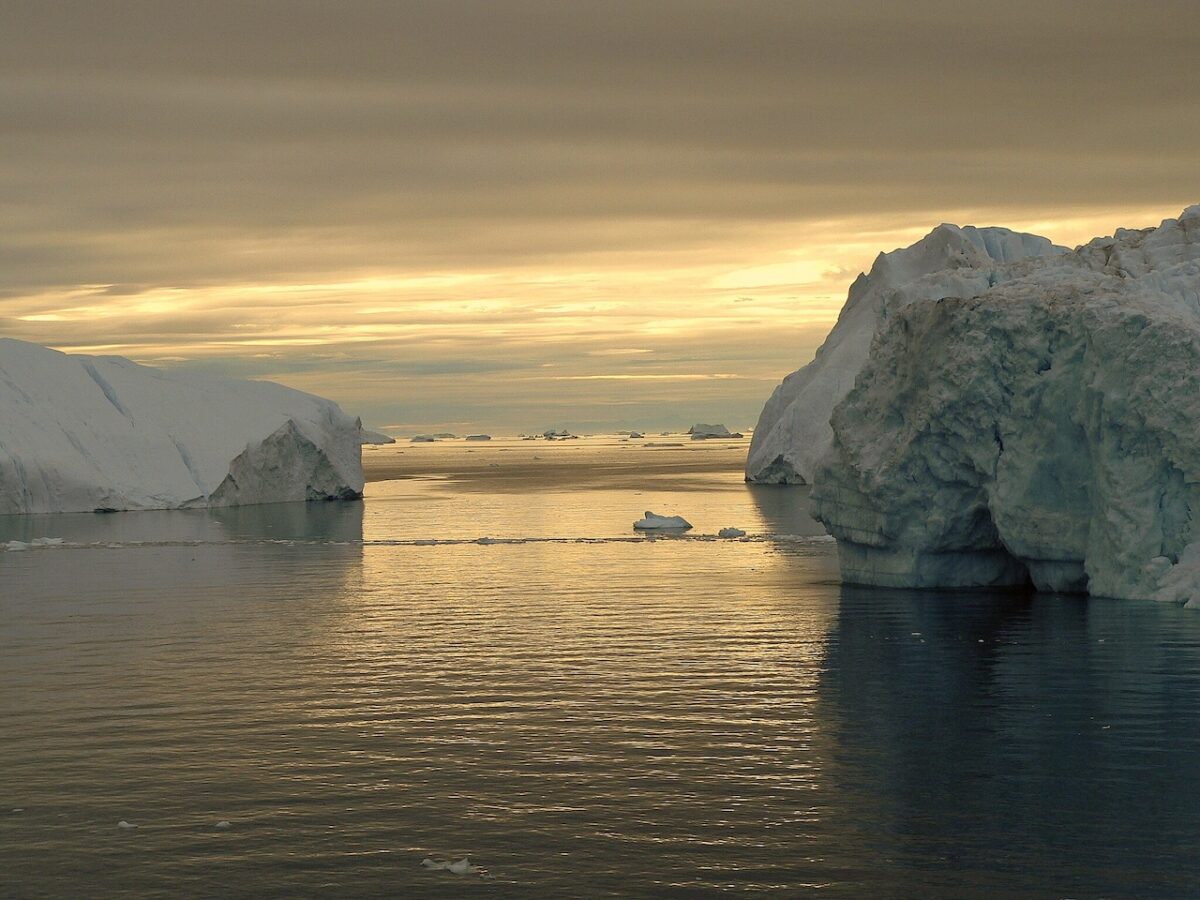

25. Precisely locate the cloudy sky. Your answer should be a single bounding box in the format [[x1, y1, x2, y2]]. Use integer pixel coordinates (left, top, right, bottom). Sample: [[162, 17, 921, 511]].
[[3, 1, 1197, 433]]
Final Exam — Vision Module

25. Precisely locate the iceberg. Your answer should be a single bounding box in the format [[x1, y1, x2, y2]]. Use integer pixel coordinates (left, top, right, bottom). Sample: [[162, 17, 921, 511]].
[[359, 429, 395, 445], [746, 224, 1064, 482], [689, 423, 741, 440], [633, 511, 692, 531], [0, 338, 365, 514], [809, 205, 1200, 603]]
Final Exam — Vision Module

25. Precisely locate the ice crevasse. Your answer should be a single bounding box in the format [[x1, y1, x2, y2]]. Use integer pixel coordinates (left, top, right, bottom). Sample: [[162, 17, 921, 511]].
[[0, 338, 366, 514], [792, 205, 1200, 604]]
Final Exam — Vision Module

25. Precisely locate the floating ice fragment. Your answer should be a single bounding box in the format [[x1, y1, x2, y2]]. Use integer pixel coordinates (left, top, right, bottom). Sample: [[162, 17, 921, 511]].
[[5, 541, 28, 551], [117, 820, 137, 830], [718, 527, 746, 538], [633, 511, 692, 531], [422, 857, 478, 875], [215, 820, 232, 829]]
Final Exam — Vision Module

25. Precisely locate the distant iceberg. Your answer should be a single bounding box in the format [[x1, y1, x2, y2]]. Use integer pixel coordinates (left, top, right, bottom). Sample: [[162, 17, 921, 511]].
[[0, 338, 364, 514], [689, 423, 742, 440], [360, 428, 395, 445]]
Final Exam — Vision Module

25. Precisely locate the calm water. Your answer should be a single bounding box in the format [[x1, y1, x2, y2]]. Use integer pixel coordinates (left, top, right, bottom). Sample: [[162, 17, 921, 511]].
[[3, 438, 1200, 897]]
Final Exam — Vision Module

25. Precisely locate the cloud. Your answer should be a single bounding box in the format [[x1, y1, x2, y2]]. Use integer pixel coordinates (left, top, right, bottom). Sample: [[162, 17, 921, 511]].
[[1, 1, 1197, 428]]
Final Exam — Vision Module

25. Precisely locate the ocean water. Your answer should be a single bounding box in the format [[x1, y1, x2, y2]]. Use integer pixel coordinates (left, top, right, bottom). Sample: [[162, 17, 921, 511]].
[[4, 437, 1200, 897]]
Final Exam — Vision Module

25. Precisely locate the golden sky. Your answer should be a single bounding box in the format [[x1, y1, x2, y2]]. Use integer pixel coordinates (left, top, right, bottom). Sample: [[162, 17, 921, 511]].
[[3, 2, 1197, 432]]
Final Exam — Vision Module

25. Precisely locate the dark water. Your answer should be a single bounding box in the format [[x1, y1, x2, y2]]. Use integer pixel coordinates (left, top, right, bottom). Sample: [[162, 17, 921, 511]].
[[3, 445, 1200, 897]]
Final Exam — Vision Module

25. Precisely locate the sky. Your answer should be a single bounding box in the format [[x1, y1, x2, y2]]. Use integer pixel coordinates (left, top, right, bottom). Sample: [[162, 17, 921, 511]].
[[3, 1, 1198, 434]]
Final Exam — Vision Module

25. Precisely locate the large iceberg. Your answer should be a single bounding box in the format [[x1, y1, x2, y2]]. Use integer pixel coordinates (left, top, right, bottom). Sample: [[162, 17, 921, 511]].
[[0, 338, 365, 514], [808, 205, 1200, 603], [746, 224, 1064, 483]]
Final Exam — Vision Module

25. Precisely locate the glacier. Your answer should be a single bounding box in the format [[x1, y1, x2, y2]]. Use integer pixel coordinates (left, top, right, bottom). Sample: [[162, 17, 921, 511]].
[[806, 205, 1200, 604], [0, 338, 365, 514], [746, 224, 1064, 483]]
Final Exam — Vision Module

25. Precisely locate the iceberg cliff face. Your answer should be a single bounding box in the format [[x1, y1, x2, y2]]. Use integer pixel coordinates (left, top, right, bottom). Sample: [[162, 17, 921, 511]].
[[810, 206, 1200, 604], [0, 338, 365, 514], [746, 225, 1064, 483]]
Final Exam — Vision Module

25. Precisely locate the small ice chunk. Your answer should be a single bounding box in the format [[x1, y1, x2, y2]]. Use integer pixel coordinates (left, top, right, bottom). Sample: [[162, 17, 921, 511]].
[[465, 434, 492, 441], [117, 820, 137, 830], [215, 820, 232, 829], [634, 511, 692, 531], [718, 527, 746, 538], [5, 541, 28, 551], [421, 857, 477, 874]]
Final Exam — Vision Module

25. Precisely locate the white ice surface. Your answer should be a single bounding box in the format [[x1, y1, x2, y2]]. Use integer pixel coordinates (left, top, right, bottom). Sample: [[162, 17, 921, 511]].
[[747, 224, 1064, 483], [633, 511, 693, 530], [809, 205, 1200, 604], [0, 338, 365, 514]]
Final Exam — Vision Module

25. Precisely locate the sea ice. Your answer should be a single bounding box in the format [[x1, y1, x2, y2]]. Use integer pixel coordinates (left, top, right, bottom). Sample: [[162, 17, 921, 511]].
[[718, 527, 747, 538]]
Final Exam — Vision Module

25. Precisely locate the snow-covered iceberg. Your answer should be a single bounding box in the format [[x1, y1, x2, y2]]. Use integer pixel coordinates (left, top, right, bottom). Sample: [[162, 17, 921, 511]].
[[0, 338, 365, 514], [809, 205, 1200, 604], [746, 224, 1064, 483]]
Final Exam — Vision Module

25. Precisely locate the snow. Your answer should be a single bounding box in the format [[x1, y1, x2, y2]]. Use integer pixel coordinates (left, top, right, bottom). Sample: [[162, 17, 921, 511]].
[[0, 338, 365, 514], [810, 205, 1200, 603], [747, 224, 1065, 483], [633, 511, 693, 530]]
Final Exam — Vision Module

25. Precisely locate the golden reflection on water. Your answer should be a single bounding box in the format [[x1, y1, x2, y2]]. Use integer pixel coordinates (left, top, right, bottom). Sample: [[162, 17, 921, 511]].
[[7, 440, 1200, 894]]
